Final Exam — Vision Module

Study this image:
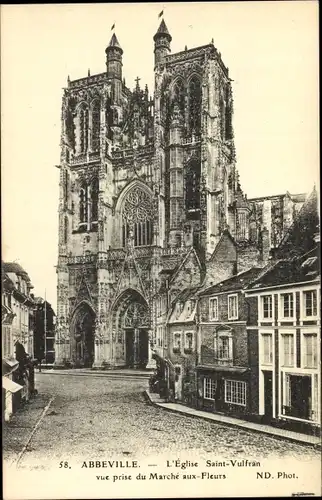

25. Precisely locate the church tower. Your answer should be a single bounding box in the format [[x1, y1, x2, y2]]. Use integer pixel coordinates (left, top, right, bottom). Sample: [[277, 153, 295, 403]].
[[153, 22, 238, 259], [153, 19, 172, 67], [55, 20, 240, 370]]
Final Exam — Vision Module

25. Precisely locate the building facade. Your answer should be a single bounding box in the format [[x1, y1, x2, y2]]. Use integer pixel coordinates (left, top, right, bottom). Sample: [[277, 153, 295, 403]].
[[56, 19, 307, 369], [2, 263, 36, 421], [246, 245, 320, 433], [245, 187, 321, 436], [33, 298, 56, 364], [2, 263, 35, 357], [196, 267, 262, 417]]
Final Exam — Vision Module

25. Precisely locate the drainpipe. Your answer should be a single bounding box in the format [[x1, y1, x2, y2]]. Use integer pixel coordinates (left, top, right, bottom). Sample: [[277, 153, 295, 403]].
[[166, 278, 170, 396], [195, 297, 200, 408]]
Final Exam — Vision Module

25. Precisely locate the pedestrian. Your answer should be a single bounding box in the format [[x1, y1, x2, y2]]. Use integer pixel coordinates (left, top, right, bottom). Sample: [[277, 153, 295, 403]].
[[37, 356, 42, 373]]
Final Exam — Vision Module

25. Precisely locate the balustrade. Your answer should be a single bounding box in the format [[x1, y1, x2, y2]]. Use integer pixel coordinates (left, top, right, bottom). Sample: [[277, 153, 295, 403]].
[[67, 254, 97, 265]]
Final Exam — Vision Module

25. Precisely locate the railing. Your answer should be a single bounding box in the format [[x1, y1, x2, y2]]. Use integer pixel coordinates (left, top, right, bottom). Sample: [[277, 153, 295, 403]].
[[111, 144, 154, 161], [103, 249, 126, 261], [182, 135, 201, 145], [70, 151, 100, 166], [70, 245, 188, 265], [69, 73, 107, 89], [67, 254, 97, 265], [161, 247, 188, 257]]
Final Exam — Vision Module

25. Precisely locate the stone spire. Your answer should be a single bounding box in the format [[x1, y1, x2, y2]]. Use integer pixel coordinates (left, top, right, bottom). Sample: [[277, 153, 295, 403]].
[[153, 19, 172, 67], [105, 32, 123, 103], [153, 19, 172, 42], [107, 33, 123, 52]]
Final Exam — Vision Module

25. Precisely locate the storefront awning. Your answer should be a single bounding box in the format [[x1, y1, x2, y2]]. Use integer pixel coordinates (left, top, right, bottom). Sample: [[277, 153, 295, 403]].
[[196, 365, 249, 375], [2, 304, 15, 324], [2, 358, 19, 375], [2, 376, 23, 393]]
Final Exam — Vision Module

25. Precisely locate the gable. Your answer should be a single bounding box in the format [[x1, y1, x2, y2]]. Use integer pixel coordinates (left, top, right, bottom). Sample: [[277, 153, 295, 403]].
[[169, 249, 201, 293], [210, 231, 237, 262], [76, 274, 93, 304]]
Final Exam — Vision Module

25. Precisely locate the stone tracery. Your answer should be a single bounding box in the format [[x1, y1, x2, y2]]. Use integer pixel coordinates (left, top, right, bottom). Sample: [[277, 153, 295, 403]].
[[121, 186, 154, 247], [124, 302, 150, 328]]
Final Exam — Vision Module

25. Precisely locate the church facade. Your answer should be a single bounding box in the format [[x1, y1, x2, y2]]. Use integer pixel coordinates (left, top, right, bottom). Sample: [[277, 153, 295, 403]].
[[55, 20, 305, 369]]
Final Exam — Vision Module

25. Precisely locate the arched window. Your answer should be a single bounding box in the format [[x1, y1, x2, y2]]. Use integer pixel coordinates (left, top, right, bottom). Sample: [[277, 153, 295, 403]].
[[185, 159, 201, 213], [188, 77, 201, 134], [172, 79, 185, 117], [79, 105, 89, 153], [121, 186, 153, 247], [219, 96, 225, 140], [238, 211, 248, 240], [91, 178, 99, 222], [63, 216, 68, 244], [63, 169, 69, 204], [79, 186, 88, 224], [91, 100, 101, 151], [225, 86, 232, 140]]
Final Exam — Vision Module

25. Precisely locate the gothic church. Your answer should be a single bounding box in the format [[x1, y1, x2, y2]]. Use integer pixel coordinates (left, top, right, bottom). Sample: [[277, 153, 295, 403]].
[[55, 20, 304, 368]]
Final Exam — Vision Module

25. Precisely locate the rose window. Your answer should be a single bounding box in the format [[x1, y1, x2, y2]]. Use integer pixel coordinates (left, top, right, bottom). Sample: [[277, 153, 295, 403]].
[[122, 187, 153, 247]]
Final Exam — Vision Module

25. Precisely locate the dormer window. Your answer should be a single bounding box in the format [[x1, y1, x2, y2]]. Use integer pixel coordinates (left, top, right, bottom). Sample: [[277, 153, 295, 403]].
[[184, 332, 193, 353]]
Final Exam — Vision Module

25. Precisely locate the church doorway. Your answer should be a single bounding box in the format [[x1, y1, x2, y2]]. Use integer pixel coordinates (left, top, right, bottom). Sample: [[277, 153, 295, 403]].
[[71, 302, 95, 368], [125, 328, 149, 368], [112, 290, 150, 369]]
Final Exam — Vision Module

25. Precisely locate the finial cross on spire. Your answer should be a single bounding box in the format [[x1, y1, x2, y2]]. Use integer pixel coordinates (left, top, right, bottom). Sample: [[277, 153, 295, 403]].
[[135, 76, 141, 89]]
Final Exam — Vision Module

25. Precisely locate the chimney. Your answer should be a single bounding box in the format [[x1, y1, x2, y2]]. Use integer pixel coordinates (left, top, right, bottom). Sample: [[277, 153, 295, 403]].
[[260, 228, 270, 263]]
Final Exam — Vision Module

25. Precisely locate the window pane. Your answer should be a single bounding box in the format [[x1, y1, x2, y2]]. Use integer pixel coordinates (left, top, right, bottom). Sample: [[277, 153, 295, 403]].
[[225, 380, 246, 406], [304, 334, 317, 368], [228, 296, 237, 318], [263, 295, 272, 319], [204, 377, 216, 399], [282, 294, 294, 318], [304, 291, 317, 317], [283, 334, 294, 367], [262, 334, 272, 364]]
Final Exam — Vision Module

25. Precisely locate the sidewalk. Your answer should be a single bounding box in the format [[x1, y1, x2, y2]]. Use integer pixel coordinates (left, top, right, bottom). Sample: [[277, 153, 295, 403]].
[[145, 390, 321, 448], [41, 368, 153, 378], [3, 393, 53, 465]]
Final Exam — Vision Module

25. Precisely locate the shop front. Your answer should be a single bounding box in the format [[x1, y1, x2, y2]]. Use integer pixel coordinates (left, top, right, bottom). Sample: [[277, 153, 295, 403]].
[[196, 365, 251, 417]]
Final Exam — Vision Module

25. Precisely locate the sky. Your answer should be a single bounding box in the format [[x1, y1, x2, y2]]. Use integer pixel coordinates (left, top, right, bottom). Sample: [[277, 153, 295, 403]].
[[1, 2, 319, 311]]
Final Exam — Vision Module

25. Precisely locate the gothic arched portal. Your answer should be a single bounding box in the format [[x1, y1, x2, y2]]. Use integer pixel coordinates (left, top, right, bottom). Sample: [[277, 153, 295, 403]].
[[111, 289, 150, 369], [70, 302, 96, 368]]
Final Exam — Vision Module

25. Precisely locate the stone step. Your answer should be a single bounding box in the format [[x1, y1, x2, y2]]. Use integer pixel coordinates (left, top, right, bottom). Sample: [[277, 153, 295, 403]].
[[41, 369, 153, 378]]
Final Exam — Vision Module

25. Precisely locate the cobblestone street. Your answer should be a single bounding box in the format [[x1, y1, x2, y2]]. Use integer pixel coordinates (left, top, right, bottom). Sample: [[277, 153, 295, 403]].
[[3, 371, 319, 472]]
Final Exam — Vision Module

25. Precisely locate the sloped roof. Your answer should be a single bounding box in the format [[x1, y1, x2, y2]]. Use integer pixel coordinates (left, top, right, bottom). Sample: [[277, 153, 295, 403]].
[[246, 246, 320, 290], [209, 229, 236, 262], [2, 270, 15, 292], [198, 267, 262, 296], [154, 19, 172, 41], [174, 285, 203, 303], [106, 33, 123, 53], [3, 262, 31, 282]]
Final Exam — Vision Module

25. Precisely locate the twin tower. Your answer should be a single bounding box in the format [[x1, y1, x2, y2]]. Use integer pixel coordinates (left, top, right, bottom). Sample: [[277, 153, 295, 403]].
[[55, 19, 245, 369]]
